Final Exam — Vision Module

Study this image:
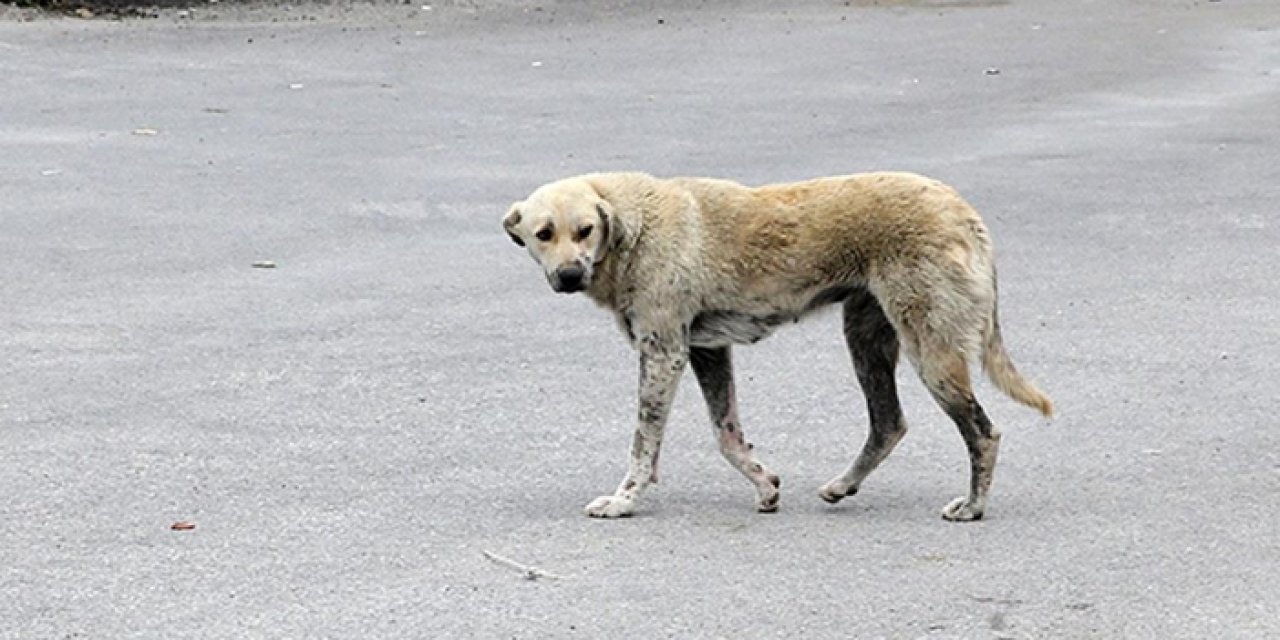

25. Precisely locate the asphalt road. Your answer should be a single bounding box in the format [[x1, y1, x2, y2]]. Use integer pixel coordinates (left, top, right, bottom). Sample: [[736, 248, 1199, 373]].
[[2, 1, 1278, 637]]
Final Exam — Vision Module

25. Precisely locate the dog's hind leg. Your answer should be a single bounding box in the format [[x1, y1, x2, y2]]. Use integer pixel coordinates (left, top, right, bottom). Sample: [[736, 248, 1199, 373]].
[[916, 343, 1001, 522], [819, 289, 908, 505], [690, 346, 782, 512]]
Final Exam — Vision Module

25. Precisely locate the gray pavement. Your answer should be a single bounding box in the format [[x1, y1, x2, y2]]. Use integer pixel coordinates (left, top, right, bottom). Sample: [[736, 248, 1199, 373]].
[[2, 1, 1279, 637]]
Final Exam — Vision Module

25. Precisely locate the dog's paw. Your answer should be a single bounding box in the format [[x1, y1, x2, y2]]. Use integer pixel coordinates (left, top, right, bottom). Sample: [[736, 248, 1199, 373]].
[[584, 495, 635, 518], [817, 480, 856, 504], [757, 474, 782, 513], [940, 496, 984, 522]]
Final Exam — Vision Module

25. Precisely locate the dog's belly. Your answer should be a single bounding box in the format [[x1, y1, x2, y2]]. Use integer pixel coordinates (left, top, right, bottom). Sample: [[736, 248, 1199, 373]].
[[689, 311, 795, 348]]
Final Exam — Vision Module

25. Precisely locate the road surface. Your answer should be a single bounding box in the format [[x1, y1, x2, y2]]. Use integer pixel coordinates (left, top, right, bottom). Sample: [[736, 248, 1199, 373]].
[[2, 1, 1278, 637]]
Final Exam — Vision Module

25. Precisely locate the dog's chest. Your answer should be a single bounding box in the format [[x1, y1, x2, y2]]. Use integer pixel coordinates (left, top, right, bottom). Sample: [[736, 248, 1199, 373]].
[[688, 311, 795, 348]]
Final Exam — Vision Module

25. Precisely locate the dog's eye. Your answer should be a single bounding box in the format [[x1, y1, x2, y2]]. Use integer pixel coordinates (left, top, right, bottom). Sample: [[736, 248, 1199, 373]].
[[535, 228, 553, 242], [578, 225, 593, 240]]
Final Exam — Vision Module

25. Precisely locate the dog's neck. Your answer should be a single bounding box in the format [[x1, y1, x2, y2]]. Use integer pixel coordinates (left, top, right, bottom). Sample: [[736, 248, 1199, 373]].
[[584, 249, 628, 310], [583, 197, 644, 310]]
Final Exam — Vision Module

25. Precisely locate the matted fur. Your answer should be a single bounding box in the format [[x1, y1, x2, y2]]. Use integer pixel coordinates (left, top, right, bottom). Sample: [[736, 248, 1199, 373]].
[[504, 171, 1052, 520]]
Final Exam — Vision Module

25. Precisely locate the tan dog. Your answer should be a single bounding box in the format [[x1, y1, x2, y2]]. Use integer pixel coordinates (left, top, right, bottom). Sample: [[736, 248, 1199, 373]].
[[503, 171, 1052, 521]]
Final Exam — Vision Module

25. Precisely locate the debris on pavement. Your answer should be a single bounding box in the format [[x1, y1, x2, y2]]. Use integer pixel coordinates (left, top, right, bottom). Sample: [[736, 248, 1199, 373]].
[[482, 550, 564, 581]]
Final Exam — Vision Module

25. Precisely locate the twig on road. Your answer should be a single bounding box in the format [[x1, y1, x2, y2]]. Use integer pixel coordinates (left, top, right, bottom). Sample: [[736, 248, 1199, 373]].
[[482, 550, 565, 581]]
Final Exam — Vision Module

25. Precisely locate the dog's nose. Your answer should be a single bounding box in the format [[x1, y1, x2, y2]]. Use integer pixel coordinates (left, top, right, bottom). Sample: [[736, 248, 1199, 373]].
[[554, 266, 586, 293]]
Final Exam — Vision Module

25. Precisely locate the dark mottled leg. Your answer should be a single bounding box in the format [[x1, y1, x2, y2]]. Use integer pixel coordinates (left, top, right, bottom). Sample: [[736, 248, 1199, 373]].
[[819, 290, 909, 504], [585, 347, 687, 518], [918, 349, 1000, 522], [690, 346, 781, 512]]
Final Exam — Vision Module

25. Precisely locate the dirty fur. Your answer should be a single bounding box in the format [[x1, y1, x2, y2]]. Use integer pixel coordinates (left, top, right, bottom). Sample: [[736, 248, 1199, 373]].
[[504, 171, 1052, 521]]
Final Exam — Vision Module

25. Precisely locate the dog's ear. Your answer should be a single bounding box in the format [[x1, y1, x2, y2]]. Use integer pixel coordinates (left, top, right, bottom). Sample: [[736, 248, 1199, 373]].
[[593, 200, 613, 264], [502, 204, 525, 247], [586, 177, 633, 264]]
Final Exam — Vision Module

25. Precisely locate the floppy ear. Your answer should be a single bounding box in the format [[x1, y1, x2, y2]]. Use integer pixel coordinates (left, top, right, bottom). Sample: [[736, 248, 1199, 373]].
[[593, 201, 613, 264], [502, 204, 525, 247], [587, 176, 633, 264]]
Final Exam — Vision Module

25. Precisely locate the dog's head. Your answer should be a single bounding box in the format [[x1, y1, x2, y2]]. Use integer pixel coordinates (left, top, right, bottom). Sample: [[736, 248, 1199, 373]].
[[503, 177, 614, 294]]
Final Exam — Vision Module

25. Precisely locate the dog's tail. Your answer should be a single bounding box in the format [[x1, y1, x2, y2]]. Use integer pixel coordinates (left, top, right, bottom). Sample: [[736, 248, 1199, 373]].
[[981, 284, 1054, 417]]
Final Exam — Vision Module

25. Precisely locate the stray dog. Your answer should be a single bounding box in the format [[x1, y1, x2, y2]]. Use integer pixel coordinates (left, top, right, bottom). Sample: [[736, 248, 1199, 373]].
[[503, 171, 1052, 521]]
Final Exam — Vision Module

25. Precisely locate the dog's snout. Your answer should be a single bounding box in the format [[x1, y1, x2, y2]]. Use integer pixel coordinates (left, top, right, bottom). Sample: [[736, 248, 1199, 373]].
[[553, 265, 586, 293]]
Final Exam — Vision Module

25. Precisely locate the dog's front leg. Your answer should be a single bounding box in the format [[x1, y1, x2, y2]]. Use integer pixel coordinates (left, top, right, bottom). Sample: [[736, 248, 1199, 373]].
[[585, 341, 688, 518]]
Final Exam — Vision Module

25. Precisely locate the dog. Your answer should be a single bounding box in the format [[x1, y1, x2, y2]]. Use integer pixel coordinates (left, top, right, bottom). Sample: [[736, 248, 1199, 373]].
[[502, 171, 1052, 521]]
